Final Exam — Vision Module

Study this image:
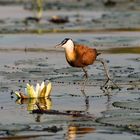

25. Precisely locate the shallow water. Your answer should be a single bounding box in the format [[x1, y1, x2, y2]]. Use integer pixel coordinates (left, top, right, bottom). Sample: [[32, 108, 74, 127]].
[[0, 2, 140, 140], [0, 32, 140, 139], [1, 3, 140, 33]]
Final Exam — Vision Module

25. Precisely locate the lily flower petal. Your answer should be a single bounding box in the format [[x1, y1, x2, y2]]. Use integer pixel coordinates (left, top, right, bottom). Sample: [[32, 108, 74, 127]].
[[39, 85, 47, 98], [45, 82, 52, 98], [15, 81, 52, 99], [40, 81, 45, 92], [15, 91, 21, 98], [35, 83, 40, 97], [26, 84, 37, 98]]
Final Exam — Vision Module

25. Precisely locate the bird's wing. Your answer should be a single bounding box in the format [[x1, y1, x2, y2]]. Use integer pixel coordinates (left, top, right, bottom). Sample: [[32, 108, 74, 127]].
[[74, 44, 97, 66], [82, 48, 97, 65], [74, 44, 88, 56]]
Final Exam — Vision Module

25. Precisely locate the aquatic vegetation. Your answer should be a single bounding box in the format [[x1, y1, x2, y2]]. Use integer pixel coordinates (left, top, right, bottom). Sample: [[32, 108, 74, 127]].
[[15, 81, 52, 99], [113, 100, 140, 110], [97, 115, 140, 127]]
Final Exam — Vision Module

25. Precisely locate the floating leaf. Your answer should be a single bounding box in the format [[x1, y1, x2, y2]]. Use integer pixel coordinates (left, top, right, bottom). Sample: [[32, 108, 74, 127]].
[[0, 124, 30, 131], [97, 115, 140, 127], [113, 101, 140, 110]]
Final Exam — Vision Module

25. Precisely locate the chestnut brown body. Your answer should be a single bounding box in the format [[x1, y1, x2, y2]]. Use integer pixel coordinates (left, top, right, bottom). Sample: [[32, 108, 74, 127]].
[[56, 38, 100, 80], [65, 44, 98, 68]]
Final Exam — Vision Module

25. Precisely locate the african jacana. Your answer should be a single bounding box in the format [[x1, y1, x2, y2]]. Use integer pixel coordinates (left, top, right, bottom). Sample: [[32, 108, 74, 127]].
[[56, 38, 118, 90]]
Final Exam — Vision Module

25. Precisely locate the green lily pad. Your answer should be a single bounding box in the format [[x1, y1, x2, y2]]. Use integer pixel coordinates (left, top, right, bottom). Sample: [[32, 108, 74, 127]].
[[97, 115, 140, 127], [15, 58, 47, 66], [127, 125, 140, 134], [22, 67, 56, 76], [113, 100, 140, 110], [54, 67, 82, 74], [50, 75, 104, 86], [0, 124, 30, 132], [101, 109, 140, 117]]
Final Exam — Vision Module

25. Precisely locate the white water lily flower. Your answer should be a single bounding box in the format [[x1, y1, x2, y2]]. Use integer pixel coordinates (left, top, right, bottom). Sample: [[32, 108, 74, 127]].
[[35, 83, 40, 97], [15, 81, 52, 99]]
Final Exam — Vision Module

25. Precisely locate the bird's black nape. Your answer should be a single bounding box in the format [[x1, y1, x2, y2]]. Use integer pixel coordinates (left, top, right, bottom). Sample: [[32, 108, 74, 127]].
[[61, 38, 71, 45]]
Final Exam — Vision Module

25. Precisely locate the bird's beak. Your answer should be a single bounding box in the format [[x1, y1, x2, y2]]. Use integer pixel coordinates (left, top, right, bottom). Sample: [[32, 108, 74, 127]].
[[55, 40, 65, 48], [55, 43, 62, 48]]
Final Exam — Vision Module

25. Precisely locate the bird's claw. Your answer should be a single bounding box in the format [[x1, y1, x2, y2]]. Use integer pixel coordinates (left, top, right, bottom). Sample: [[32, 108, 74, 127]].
[[101, 77, 120, 90], [85, 96, 89, 105], [82, 73, 88, 79]]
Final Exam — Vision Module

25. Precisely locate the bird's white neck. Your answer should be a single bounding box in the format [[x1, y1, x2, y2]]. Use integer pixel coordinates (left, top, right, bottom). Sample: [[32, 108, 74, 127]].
[[63, 40, 75, 61], [63, 40, 74, 53]]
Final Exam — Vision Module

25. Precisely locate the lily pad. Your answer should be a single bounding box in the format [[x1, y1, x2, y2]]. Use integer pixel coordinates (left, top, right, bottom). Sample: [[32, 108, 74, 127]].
[[22, 67, 56, 76], [6, 72, 30, 79], [127, 125, 140, 134], [101, 109, 140, 117], [0, 124, 30, 132], [97, 115, 140, 127], [15, 58, 47, 66], [54, 67, 82, 74], [50, 74, 106, 85], [128, 57, 140, 62], [110, 66, 134, 76], [113, 100, 140, 110], [128, 72, 140, 78]]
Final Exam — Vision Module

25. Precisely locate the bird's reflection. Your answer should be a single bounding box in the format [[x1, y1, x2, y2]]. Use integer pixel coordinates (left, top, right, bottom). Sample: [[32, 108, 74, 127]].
[[65, 88, 113, 140], [64, 90, 95, 140], [81, 90, 89, 113], [105, 88, 112, 112]]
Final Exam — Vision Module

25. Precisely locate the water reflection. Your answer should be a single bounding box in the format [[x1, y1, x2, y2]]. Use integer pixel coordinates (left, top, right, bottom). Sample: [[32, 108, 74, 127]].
[[14, 87, 113, 138], [64, 89, 113, 140], [16, 98, 52, 111], [66, 125, 96, 140], [105, 89, 112, 112], [81, 90, 89, 113], [16, 97, 53, 122], [64, 90, 95, 140]]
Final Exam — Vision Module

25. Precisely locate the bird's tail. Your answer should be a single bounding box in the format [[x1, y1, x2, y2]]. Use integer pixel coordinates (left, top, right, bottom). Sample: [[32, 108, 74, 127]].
[[95, 48, 101, 56], [97, 52, 101, 56]]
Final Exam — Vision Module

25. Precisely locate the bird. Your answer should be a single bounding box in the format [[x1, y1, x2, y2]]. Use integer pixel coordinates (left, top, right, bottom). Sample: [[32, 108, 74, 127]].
[[56, 38, 99, 77], [55, 38, 119, 90]]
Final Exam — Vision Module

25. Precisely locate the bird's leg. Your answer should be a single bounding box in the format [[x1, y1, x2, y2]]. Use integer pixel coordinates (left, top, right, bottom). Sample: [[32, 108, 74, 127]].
[[81, 90, 89, 113], [96, 58, 119, 89], [81, 67, 88, 91], [82, 67, 88, 79], [81, 87, 87, 97]]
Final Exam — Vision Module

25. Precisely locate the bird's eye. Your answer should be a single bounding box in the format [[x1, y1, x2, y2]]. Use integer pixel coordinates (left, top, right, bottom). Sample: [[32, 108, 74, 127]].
[[61, 38, 69, 45]]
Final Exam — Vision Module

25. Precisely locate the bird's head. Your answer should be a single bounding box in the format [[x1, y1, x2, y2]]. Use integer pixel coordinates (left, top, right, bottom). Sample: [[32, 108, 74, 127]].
[[55, 38, 74, 51]]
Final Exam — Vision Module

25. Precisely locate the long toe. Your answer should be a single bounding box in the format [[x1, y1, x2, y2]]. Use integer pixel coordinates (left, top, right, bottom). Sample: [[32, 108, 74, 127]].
[[82, 73, 88, 79], [101, 78, 120, 90]]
